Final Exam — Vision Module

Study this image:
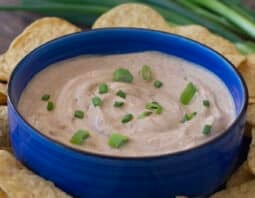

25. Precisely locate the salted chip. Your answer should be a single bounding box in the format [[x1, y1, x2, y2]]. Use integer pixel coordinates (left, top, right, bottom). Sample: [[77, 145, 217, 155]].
[[0, 55, 8, 82], [248, 128, 255, 174], [0, 106, 9, 149], [226, 161, 254, 188], [211, 179, 255, 198], [0, 150, 72, 198], [0, 189, 7, 198], [247, 104, 255, 126], [249, 97, 255, 104], [224, 54, 246, 68], [3, 17, 81, 80], [0, 83, 7, 105], [92, 3, 171, 32], [239, 54, 255, 99]]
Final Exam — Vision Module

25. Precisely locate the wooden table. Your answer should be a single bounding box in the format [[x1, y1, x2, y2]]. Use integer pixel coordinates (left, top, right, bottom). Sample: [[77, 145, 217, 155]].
[[0, 0, 255, 54]]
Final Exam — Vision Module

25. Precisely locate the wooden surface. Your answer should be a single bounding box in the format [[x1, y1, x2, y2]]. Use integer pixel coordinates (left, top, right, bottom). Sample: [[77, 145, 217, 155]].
[[0, 0, 255, 54]]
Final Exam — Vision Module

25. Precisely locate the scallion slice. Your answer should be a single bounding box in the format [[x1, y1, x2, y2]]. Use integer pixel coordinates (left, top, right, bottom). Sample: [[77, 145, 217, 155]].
[[47, 101, 54, 111], [203, 100, 210, 107], [145, 101, 163, 114], [141, 65, 153, 81], [74, 110, 84, 119], [113, 68, 133, 83], [98, 83, 108, 94], [180, 82, 197, 105], [121, 113, 133, 123], [138, 111, 152, 119], [108, 133, 129, 148], [92, 96, 102, 107], [41, 94, 50, 101], [116, 90, 126, 99], [181, 112, 197, 123], [154, 80, 163, 88], [114, 101, 124, 107], [203, 124, 212, 135], [70, 129, 90, 145]]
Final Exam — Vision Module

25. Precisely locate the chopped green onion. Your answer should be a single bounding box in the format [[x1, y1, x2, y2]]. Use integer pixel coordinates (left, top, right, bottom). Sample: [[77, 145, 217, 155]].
[[116, 90, 126, 99], [181, 112, 197, 123], [114, 101, 124, 107], [145, 101, 163, 114], [92, 96, 102, 107], [203, 100, 210, 107], [141, 65, 153, 81], [98, 83, 108, 94], [154, 80, 163, 88], [121, 113, 133, 123], [41, 94, 50, 101], [70, 129, 90, 145], [74, 110, 84, 119], [113, 68, 133, 83], [203, 124, 212, 135], [47, 101, 54, 111], [180, 82, 197, 105], [108, 133, 129, 148], [138, 111, 152, 119]]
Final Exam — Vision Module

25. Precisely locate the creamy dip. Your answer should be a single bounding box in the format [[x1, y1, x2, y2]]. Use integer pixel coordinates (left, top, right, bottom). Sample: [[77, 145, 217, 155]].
[[18, 51, 235, 157]]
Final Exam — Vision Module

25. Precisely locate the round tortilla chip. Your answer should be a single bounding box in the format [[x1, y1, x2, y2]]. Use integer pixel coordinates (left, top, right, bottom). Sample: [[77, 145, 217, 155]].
[[0, 106, 9, 149], [226, 161, 254, 188], [0, 150, 72, 198], [3, 17, 81, 80], [211, 179, 255, 198], [0, 55, 8, 82], [92, 3, 171, 32], [247, 104, 255, 126], [170, 25, 241, 56], [238, 54, 255, 99], [248, 128, 255, 174]]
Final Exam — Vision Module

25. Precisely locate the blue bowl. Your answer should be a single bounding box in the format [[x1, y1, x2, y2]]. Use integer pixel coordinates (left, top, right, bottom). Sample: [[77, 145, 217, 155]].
[[8, 28, 248, 198]]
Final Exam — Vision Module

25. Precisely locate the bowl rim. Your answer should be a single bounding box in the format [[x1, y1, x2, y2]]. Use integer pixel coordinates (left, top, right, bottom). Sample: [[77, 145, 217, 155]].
[[8, 27, 248, 160]]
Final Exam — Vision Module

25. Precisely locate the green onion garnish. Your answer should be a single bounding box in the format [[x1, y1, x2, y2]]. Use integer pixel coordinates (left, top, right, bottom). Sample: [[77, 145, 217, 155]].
[[113, 68, 133, 83], [145, 101, 163, 114], [121, 113, 133, 123], [116, 90, 126, 99], [74, 110, 84, 119], [114, 101, 124, 107], [92, 96, 102, 107], [180, 82, 197, 105], [138, 111, 152, 119], [41, 94, 50, 101], [108, 133, 129, 148], [98, 83, 108, 94], [154, 80, 163, 88], [47, 101, 54, 111], [70, 129, 90, 145], [181, 112, 197, 123], [203, 100, 210, 107], [203, 124, 212, 135], [141, 65, 153, 81]]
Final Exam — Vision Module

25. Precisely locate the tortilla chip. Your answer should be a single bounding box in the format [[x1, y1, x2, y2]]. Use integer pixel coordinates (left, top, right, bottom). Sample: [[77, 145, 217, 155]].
[[226, 161, 254, 188], [247, 104, 255, 126], [248, 128, 255, 174], [249, 97, 255, 104], [92, 3, 171, 32], [211, 179, 255, 198], [170, 25, 240, 55], [3, 17, 81, 80], [224, 54, 246, 68], [0, 189, 7, 198], [0, 55, 8, 82], [0, 106, 9, 149], [0, 83, 7, 105], [0, 150, 72, 198], [239, 54, 255, 99]]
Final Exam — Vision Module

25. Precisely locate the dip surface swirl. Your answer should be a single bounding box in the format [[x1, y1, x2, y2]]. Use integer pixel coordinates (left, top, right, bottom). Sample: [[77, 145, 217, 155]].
[[18, 52, 235, 157]]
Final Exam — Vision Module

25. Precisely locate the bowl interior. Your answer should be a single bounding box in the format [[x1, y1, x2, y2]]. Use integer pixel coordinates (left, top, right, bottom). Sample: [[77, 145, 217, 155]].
[[9, 28, 247, 122]]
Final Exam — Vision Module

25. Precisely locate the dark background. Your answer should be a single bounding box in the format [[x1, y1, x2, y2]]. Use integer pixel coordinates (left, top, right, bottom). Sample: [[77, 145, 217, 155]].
[[0, 0, 255, 54]]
